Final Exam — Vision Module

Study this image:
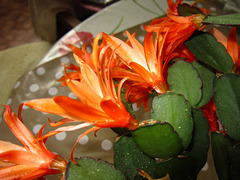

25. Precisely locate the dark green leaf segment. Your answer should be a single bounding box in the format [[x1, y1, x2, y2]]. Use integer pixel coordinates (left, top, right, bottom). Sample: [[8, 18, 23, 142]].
[[214, 73, 240, 141], [152, 92, 193, 149], [203, 14, 240, 25], [132, 121, 183, 159], [185, 31, 233, 73], [65, 157, 126, 180]]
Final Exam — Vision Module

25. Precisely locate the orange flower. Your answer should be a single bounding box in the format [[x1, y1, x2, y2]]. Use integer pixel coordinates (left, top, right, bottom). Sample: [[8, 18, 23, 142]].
[[0, 105, 67, 180], [200, 98, 219, 132], [213, 27, 240, 73], [24, 33, 139, 163], [144, 0, 208, 56], [103, 31, 170, 92]]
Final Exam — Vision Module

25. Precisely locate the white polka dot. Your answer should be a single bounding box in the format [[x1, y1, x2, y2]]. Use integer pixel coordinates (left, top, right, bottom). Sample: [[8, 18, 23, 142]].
[[14, 81, 21, 89], [33, 124, 43, 134], [6, 98, 12, 105], [210, 6, 217, 12], [87, 46, 92, 53], [132, 103, 140, 112], [55, 71, 64, 80], [123, 32, 128, 37], [68, 92, 77, 99], [22, 104, 30, 110], [29, 84, 39, 92], [140, 24, 145, 31], [138, 35, 145, 42], [214, 24, 221, 28], [21, 101, 30, 109], [48, 87, 58, 96], [55, 132, 67, 141], [60, 57, 70, 64], [101, 139, 113, 151], [196, 3, 203, 8], [78, 134, 89, 145], [201, 162, 209, 171], [36, 67, 46, 75], [42, 112, 49, 115]]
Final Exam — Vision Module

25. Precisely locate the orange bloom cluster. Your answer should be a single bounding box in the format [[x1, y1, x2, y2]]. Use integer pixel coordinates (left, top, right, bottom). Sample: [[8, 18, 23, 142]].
[[24, 0, 208, 161], [0, 106, 67, 180], [24, 33, 139, 163], [144, 0, 208, 55], [1, 1, 212, 177]]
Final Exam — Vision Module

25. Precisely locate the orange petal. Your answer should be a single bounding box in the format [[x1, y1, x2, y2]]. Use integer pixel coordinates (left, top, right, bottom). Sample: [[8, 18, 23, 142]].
[[0, 140, 25, 153], [124, 31, 144, 55], [112, 67, 145, 83], [24, 98, 67, 117], [48, 118, 76, 127], [227, 27, 238, 63], [0, 150, 43, 167], [100, 99, 130, 128], [213, 28, 228, 48], [0, 165, 37, 180], [35, 123, 93, 142], [53, 96, 108, 122], [3, 106, 35, 150], [20, 169, 49, 180], [144, 32, 158, 74], [80, 63, 103, 97], [130, 62, 153, 83], [67, 79, 102, 108], [102, 32, 148, 70]]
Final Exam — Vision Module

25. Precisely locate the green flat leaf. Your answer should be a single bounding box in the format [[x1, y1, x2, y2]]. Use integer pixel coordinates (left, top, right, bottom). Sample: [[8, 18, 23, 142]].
[[192, 61, 215, 108], [168, 61, 202, 106], [203, 14, 240, 25], [151, 92, 193, 149], [211, 132, 230, 180], [132, 121, 183, 159], [114, 134, 156, 180], [185, 31, 233, 73], [154, 152, 198, 180], [214, 73, 240, 141], [187, 109, 210, 172], [230, 144, 240, 180], [65, 157, 126, 180]]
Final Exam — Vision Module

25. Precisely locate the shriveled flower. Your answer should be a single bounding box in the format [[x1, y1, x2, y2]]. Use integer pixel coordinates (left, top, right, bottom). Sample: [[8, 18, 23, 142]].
[[0, 105, 67, 180], [144, 0, 209, 56], [24, 33, 139, 163]]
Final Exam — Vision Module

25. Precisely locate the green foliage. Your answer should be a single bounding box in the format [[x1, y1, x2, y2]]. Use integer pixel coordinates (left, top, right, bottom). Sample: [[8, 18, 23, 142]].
[[214, 73, 240, 141], [203, 14, 240, 25], [192, 61, 215, 108], [211, 132, 231, 180], [154, 152, 198, 180], [229, 144, 240, 180], [65, 157, 126, 180], [187, 109, 209, 172], [151, 92, 193, 149], [132, 121, 183, 159], [114, 134, 157, 180], [168, 61, 202, 106], [185, 31, 233, 73]]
